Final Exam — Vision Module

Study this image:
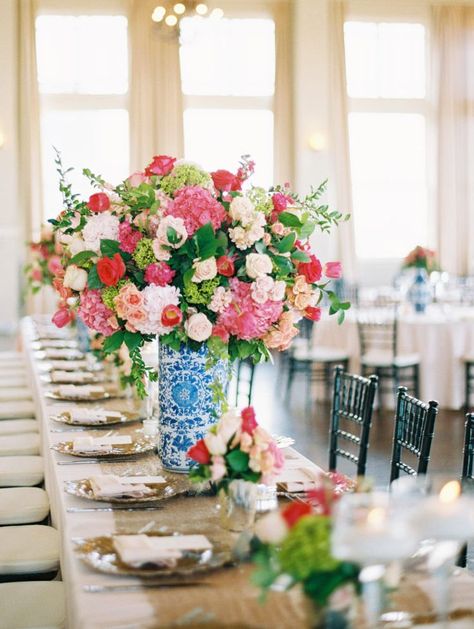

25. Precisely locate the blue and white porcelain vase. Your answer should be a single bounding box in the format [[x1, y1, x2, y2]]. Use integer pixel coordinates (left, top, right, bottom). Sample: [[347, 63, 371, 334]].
[[407, 268, 432, 314], [157, 343, 229, 472], [75, 316, 90, 353]]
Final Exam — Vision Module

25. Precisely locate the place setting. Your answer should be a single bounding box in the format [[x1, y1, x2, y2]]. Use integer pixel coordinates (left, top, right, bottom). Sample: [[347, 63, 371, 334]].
[[51, 433, 155, 461], [50, 407, 141, 429], [45, 384, 124, 402]]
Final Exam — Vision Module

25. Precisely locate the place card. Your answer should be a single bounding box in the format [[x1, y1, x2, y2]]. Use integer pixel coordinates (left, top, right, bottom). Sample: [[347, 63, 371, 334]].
[[72, 435, 132, 453], [58, 385, 105, 399], [89, 475, 156, 499], [113, 534, 213, 567], [68, 408, 122, 424], [276, 467, 322, 492]]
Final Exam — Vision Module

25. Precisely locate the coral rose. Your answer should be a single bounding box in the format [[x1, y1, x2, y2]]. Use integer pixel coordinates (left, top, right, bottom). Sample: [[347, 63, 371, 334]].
[[298, 254, 322, 283], [87, 192, 110, 213], [187, 439, 211, 464], [145, 155, 176, 177], [97, 253, 126, 287]]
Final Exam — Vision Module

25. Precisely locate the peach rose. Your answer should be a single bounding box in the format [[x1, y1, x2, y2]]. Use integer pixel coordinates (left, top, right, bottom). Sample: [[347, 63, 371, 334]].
[[184, 312, 213, 342], [114, 284, 144, 319], [192, 257, 217, 283]]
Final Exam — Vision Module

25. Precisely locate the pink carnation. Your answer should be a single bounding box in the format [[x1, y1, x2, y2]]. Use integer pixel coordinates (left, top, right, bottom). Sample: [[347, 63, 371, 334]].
[[119, 220, 143, 254], [165, 186, 226, 236], [215, 278, 283, 341], [77, 289, 119, 337], [144, 262, 176, 286]]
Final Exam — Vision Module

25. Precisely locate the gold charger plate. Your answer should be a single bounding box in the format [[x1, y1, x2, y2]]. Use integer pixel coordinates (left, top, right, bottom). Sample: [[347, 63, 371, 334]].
[[51, 438, 154, 458], [41, 373, 107, 385], [45, 388, 117, 402], [50, 410, 140, 427], [35, 349, 85, 361], [32, 340, 79, 350], [74, 532, 232, 578], [65, 475, 191, 503]]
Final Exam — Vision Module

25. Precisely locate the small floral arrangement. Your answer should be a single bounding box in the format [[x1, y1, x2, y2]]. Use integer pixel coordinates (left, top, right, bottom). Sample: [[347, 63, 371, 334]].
[[251, 476, 359, 609], [25, 224, 64, 294], [186, 406, 284, 491], [48, 150, 349, 395], [403, 246, 439, 273]]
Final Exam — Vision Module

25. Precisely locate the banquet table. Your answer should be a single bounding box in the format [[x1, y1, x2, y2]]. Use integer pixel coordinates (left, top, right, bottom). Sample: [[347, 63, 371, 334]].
[[20, 317, 474, 628], [314, 305, 474, 409]]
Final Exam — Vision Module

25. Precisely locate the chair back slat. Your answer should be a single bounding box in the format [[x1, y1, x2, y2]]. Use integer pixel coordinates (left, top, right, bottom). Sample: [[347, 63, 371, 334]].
[[329, 366, 378, 477], [357, 307, 398, 359], [462, 413, 474, 481], [389, 386, 439, 482]]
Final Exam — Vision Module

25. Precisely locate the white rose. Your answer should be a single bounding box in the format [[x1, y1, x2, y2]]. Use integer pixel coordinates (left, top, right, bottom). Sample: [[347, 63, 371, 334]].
[[254, 511, 288, 544], [204, 433, 227, 456], [229, 196, 255, 226], [155, 215, 188, 249], [217, 409, 242, 443], [184, 312, 213, 342], [245, 253, 273, 279], [63, 265, 88, 292], [69, 236, 87, 257], [192, 257, 217, 283]]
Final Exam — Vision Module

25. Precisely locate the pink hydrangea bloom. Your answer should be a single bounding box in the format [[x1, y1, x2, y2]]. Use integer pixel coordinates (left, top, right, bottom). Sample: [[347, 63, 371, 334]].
[[77, 289, 119, 337], [144, 262, 176, 286], [119, 220, 143, 254], [215, 278, 283, 341], [165, 186, 226, 235]]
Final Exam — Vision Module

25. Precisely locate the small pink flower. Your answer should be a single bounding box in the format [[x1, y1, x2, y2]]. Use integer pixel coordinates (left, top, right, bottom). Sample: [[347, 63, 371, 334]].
[[31, 268, 43, 282], [325, 261, 342, 279], [271, 222, 285, 236], [212, 323, 230, 343], [127, 171, 148, 187], [166, 186, 226, 236], [119, 221, 143, 254], [144, 262, 176, 286], [47, 255, 63, 276]]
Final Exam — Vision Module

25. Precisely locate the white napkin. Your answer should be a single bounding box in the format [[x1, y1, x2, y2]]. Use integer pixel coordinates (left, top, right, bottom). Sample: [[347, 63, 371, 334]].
[[67, 408, 122, 424], [45, 349, 82, 358], [49, 360, 89, 370], [58, 385, 105, 399], [113, 534, 212, 568], [89, 474, 155, 498], [276, 467, 322, 492], [51, 371, 93, 383], [72, 435, 132, 453]]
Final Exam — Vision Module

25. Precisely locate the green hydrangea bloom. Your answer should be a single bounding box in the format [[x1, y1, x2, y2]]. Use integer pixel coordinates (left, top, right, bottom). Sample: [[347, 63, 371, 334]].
[[184, 277, 220, 305], [160, 164, 212, 196], [102, 280, 128, 310], [279, 516, 340, 580], [248, 187, 273, 215], [133, 238, 155, 270]]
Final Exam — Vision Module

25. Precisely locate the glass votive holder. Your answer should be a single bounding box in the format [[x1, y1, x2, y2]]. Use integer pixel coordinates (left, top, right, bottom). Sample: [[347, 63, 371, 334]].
[[142, 418, 159, 437]]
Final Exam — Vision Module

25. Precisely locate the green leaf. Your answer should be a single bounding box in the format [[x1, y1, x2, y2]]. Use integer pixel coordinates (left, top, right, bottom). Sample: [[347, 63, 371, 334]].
[[291, 249, 311, 263], [87, 265, 104, 289], [226, 449, 250, 473], [124, 331, 143, 352], [103, 330, 124, 354], [278, 212, 303, 228], [272, 255, 294, 276], [215, 230, 228, 253], [183, 268, 195, 289], [69, 250, 97, 266], [160, 333, 181, 352], [166, 227, 180, 246], [299, 220, 316, 239], [337, 310, 345, 324], [275, 232, 296, 254], [195, 223, 217, 260], [100, 239, 120, 257]]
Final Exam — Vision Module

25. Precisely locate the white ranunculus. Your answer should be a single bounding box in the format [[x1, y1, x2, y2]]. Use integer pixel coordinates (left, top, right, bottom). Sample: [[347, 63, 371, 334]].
[[63, 265, 88, 292], [184, 312, 213, 342], [192, 257, 217, 283], [204, 432, 227, 456], [229, 196, 256, 227], [68, 236, 87, 257], [217, 409, 242, 443], [254, 511, 288, 544], [245, 253, 273, 279]]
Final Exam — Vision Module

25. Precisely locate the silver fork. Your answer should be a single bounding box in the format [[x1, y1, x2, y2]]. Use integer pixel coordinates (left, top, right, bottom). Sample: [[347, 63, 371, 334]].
[[67, 505, 163, 513]]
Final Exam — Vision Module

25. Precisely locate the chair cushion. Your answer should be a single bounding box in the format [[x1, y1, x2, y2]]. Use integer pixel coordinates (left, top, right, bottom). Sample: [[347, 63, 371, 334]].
[[0, 456, 44, 487], [0, 388, 32, 402], [0, 525, 59, 575], [0, 434, 40, 456], [0, 401, 36, 419], [0, 581, 65, 629], [293, 346, 350, 363], [0, 487, 49, 525], [0, 419, 38, 435], [361, 350, 420, 368], [0, 352, 24, 362]]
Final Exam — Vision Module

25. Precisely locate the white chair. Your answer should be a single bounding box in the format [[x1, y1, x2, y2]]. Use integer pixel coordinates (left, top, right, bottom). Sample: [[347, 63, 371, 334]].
[[0, 525, 59, 579], [0, 581, 65, 629], [0, 375, 28, 388], [0, 434, 40, 456], [0, 488, 49, 525], [0, 401, 36, 419], [0, 457, 44, 487], [0, 420, 38, 435], [0, 388, 32, 402]]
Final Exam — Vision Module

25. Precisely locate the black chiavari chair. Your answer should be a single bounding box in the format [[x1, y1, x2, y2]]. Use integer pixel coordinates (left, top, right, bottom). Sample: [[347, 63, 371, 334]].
[[329, 366, 378, 477], [389, 387, 439, 483], [457, 413, 474, 568]]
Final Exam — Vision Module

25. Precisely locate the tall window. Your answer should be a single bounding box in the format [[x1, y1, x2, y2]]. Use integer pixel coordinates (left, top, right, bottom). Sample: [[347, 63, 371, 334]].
[[36, 14, 129, 220], [179, 16, 275, 186], [344, 21, 431, 259]]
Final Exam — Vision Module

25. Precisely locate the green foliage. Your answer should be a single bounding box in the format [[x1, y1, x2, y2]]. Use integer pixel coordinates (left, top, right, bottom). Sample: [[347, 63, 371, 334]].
[[209, 377, 228, 415], [194, 223, 218, 260], [87, 265, 104, 289], [100, 239, 120, 257], [132, 238, 155, 270], [274, 232, 296, 254], [101, 280, 127, 309], [160, 163, 212, 196], [184, 277, 220, 305], [103, 330, 124, 353], [54, 147, 80, 211], [69, 250, 97, 266], [326, 291, 351, 324], [82, 168, 107, 189]]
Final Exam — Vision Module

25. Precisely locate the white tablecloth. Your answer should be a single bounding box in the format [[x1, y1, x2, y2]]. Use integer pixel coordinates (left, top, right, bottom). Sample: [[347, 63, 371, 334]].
[[314, 306, 474, 409]]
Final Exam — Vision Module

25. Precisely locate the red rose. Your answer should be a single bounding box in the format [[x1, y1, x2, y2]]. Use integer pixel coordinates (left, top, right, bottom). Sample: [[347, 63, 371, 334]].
[[87, 192, 110, 213], [304, 306, 322, 322], [96, 253, 126, 287], [298, 254, 322, 283], [324, 261, 342, 279], [241, 406, 258, 434], [282, 501, 312, 528], [161, 304, 183, 328], [145, 155, 176, 177], [52, 307, 73, 328], [216, 255, 235, 277], [211, 169, 241, 192], [187, 439, 211, 464]]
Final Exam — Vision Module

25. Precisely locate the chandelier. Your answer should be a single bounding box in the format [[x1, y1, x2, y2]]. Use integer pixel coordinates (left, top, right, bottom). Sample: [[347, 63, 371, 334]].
[[151, 2, 224, 30]]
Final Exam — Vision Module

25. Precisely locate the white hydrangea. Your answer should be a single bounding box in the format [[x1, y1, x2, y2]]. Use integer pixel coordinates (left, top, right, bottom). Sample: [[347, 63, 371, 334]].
[[133, 284, 181, 335], [82, 211, 120, 253], [229, 196, 256, 227]]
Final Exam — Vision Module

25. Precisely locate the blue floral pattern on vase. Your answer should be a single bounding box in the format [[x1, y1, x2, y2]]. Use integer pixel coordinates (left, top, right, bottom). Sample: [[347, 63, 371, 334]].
[[75, 316, 90, 353], [407, 268, 432, 314], [158, 343, 229, 472]]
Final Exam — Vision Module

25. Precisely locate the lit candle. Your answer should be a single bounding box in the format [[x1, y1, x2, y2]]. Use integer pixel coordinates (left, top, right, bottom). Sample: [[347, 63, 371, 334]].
[[142, 418, 158, 437], [415, 480, 474, 541]]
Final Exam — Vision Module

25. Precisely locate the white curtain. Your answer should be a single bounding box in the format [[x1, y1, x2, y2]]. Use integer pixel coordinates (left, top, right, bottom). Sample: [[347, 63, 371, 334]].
[[433, 5, 474, 275], [129, 0, 184, 171], [328, 0, 357, 283]]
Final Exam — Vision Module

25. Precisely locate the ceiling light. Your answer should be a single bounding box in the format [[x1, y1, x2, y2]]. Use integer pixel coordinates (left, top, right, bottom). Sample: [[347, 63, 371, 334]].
[[165, 14, 178, 26], [195, 3, 208, 15], [173, 3, 186, 14], [210, 8, 224, 19], [151, 6, 166, 22]]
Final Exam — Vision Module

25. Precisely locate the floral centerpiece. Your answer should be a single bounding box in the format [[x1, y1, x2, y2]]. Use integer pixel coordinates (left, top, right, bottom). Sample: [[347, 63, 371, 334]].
[[251, 477, 360, 626], [48, 152, 349, 470], [25, 224, 64, 295], [402, 246, 439, 274]]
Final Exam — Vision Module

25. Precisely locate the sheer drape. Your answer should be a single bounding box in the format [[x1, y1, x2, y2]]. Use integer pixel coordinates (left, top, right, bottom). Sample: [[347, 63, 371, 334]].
[[328, 0, 357, 282], [129, 0, 184, 171], [433, 5, 474, 275]]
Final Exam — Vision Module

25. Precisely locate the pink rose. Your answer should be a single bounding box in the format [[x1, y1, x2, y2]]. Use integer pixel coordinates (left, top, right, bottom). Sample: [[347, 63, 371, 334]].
[[52, 307, 73, 328], [31, 268, 43, 282], [47, 255, 63, 276], [127, 171, 147, 187], [184, 312, 213, 342], [325, 261, 342, 279], [114, 284, 144, 319], [145, 155, 176, 177]]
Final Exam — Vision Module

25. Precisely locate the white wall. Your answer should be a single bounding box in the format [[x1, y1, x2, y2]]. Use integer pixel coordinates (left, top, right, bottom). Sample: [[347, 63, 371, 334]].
[[0, 0, 21, 333]]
